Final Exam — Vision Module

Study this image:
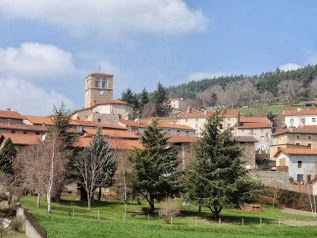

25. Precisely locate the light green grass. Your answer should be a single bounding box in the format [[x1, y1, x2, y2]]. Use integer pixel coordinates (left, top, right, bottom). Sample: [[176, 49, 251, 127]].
[[239, 105, 305, 116], [21, 196, 317, 238]]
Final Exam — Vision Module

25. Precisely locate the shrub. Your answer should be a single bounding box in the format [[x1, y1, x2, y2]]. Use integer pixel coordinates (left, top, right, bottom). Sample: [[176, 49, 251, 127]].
[[0, 208, 16, 218], [158, 199, 180, 224], [10, 217, 24, 232]]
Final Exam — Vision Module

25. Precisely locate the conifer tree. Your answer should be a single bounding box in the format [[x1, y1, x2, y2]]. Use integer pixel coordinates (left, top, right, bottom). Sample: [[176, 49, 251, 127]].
[[185, 109, 257, 219], [152, 82, 171, 117], [0, 138, 17, 174], [129, 120, 181, 213], [74, 128, 117, 209], [139, 88, 149, 109]]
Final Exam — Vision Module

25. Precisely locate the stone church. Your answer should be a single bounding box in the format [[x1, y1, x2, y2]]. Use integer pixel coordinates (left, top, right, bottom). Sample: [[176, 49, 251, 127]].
[[71, 72, 134, 123]]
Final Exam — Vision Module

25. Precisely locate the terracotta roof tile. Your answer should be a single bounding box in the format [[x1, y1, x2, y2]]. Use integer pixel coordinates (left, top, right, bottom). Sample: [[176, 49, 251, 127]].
[[177, 109, 239, 119], [238, 122, 272, 129], [24, 115, 54, 125], [83, 128, 139, 139], [75, 135, 142, 150], [240, 117, 269, 123], [0, 133, 42, 145], [283, 109, 317, 116], [273, 126, 317, 136], [273, 147, 317, 157], [0, 123, 47, 132], [70, 120, 126, 130], [0, 110, 24, 120]]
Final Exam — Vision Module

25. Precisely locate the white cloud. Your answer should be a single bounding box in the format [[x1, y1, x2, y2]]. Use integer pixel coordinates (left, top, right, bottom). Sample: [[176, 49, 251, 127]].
[[278, 63, 301, 72], [0, 77, 75, 115], [187, 72, 230, 81], [0, 43, 75, 80], [0, 0, 208, 36]]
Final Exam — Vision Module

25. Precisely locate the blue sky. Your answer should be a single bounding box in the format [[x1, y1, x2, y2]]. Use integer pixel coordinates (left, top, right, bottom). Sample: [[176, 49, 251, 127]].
[[0, 0, 317, 115]]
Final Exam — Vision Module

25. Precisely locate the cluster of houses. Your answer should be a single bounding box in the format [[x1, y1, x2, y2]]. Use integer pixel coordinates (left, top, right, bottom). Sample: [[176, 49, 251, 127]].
[[2, 72, 317, 186]]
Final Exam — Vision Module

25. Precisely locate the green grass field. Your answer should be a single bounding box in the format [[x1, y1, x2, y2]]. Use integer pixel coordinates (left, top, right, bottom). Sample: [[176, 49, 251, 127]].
[[239, 104, 305, 116], [20, 196, 317, 238]]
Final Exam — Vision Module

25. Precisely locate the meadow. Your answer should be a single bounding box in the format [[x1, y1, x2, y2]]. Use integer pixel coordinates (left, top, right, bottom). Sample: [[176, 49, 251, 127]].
[[20, 196, 317, 238]]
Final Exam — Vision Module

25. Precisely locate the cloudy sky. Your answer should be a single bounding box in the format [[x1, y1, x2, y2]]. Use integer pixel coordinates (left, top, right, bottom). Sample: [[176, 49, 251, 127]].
[[1, 0, 317, 115]]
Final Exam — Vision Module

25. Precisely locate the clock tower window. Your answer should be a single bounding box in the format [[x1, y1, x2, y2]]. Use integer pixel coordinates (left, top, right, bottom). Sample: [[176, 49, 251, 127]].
[[95, 78, 101, 88], [101, 78, 107, 88]]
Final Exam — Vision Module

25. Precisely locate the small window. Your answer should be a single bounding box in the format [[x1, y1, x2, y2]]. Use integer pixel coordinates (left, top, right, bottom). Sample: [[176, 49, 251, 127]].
[[315, 161, 317, 169], [36, 132, 40, 135], [101, 78, 107, 88], [95, 78, 101, 88], [227, 124, 231, 128], [290, 119, 294, 124], [23, 131, 27, 134], [185, 119, 188, 122], [298, 161, 302, 168], [195, 124, 199, 129], [97, 119, 101, 122], [196, 119, 198, 122], [297, 135, 300, 139], [11, 130, 15, 134], [308, 143, 312, 148], [295, 143, 300, 146], [308, 135, 312, 140], [312, 118, 316, 122]]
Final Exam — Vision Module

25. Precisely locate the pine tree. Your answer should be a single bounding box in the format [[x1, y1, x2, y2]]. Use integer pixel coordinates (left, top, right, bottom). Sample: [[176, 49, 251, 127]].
[[185, 109, 257, 219], [74, 128, 117, 209], [0, 138, 17, 174], [121, 88, 139, 109], [139, 88, 149, 109], [152, 82, 171, 117], [129, 120, 181, 213]]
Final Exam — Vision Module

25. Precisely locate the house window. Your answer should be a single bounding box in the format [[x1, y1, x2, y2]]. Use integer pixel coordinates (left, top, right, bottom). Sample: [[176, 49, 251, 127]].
[[227, 124, 231, 128], [290, 119, 294, 124], [23, 131, 27, 134], [298, 161, 302, 168], [308, 135, 312, 140], [308, 143, 312, 148], [260, 136, 265, 142], [220, 124, 223, 129], [185, 119, 188, 122], [295, 143, 300, 146], [36, 132, 40, 135], [195, 124, 199, 129], [296, 135, 300, 139], [196, 119, 198, 122], [101, 79, 107, 88], [11, 130, 15, 134], [312, 118, 316, 122]]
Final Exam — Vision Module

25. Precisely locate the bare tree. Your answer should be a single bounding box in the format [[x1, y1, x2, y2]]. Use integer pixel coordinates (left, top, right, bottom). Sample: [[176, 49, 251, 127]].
[[309, 77, 317, 99], [16, 132, 67, 212], [278, 80, 304, 106], [258, 91, 274, 105], [218, 82, 242, 108], [74, 128, 117, 209], [239, 80, 259, 107]]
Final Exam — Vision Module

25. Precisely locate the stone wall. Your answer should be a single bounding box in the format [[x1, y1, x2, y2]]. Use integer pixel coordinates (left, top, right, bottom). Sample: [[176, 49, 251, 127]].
[[16, 206, 47, 238]]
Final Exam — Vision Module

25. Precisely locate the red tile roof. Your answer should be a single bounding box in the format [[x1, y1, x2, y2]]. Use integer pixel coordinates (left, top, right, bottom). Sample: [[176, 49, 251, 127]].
[[83, 128, 139, 139], [273, 126, 317, 136], [0, 123, 47, 132], [85, 72, 113, 78], [139, 117, 178, 123], [24, 115, 54, 125], [75, 135, 142, 150], [119, 119, 146, 128], [120, 119, 195, 131], [0, 110, 24, 120], [273, 147, 317, 157], [283, 109, 317, 116], [238, 122, 272, 129], [240, 117, 269, 123], [70, 120, 126, 130], [0, 133, 42, 145]]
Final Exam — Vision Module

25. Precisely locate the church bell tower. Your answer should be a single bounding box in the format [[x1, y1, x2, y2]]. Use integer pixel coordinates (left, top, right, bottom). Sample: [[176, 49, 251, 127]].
[[85, 73, 113, 108]]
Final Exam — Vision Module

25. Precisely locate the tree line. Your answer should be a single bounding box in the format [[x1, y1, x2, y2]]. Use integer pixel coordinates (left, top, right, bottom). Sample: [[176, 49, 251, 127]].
[[0, 106, 260, 219], [121, 64, 317, 114]]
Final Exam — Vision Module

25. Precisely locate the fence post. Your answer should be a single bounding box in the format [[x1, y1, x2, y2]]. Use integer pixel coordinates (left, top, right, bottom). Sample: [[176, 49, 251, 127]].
[[219, 218, 221, 227], [241, 218, 244, 226], [260, 218, 262, 228], [195, 217, 198, 227]]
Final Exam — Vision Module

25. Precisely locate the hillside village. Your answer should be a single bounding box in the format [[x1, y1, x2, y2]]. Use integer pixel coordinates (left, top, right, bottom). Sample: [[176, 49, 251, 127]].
[[1, 72, 317, 188], [2, 72, 317, 237]]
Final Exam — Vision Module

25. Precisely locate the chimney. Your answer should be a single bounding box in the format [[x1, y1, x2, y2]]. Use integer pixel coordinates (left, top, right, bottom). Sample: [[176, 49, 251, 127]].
[[6, 108, 10, 111]]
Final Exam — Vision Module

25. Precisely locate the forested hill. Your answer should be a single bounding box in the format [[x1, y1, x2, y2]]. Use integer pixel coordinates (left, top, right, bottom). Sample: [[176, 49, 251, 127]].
[[167, 64, 317, 100]]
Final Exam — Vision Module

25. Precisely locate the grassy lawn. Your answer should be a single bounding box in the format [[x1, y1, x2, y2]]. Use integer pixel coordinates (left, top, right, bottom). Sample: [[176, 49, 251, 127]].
[[2, 229, 27, 238], [239, 105, 305, 116], [20, 196, 317, 238]]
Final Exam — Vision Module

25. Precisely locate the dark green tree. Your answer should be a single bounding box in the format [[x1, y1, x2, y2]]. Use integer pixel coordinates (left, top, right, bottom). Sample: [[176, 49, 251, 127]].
[[129, 120, 181, 213], [121, 88, 139, 109], [74, 128, 117, 209], [139, 88, 149, 109], [185, 109, 258, 219], [0, 138, 17, 174], [152, 82, 171, 117]]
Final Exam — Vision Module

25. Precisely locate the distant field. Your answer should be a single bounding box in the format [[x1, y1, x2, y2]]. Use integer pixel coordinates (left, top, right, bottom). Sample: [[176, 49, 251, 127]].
[[239, 105, 305, 116], [21, 196, 317, 238]]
